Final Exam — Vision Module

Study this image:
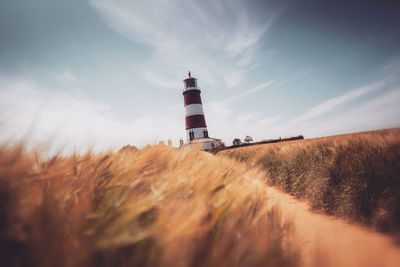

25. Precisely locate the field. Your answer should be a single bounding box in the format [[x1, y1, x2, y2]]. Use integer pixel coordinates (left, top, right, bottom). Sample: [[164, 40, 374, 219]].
[[220, 128, 400, 233], [1, 128, 400, 267], [0, 144, 299, 267]]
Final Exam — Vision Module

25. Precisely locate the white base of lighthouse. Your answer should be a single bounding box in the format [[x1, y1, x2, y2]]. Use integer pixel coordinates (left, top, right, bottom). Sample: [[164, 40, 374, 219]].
[[186, 127, 207, 141], [181, 137, 223, 151]]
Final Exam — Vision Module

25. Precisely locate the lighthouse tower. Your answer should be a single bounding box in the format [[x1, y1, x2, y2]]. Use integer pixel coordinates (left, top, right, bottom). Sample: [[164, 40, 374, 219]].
[[183, 72, 209, 141]]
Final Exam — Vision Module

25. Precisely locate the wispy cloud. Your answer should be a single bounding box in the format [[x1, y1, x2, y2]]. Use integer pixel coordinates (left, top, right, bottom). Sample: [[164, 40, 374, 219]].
[[207, 79, 275, 119], [291, 80, 386, 123], [141, 70, 180, 89], [90, 0, 274, 89], [302, 87, 400, 137], [226, 79, 276, 102]]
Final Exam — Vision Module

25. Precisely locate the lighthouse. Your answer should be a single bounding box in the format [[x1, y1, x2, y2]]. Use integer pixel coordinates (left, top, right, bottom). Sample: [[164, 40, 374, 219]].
[[183, 72, 209, 141], [182, 72, 223, 150]]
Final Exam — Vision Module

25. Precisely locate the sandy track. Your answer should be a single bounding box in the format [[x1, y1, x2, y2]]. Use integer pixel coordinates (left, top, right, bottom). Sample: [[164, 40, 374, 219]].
[[265, 186, 400, 267]]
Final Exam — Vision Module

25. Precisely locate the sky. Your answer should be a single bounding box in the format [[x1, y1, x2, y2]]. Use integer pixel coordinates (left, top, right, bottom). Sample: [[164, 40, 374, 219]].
[[1, 0, 400, 154]]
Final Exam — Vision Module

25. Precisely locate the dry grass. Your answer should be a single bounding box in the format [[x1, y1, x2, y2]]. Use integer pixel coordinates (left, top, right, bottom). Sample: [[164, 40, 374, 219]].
[[220, 128, 400, 232], [0, 144, 300, 267]]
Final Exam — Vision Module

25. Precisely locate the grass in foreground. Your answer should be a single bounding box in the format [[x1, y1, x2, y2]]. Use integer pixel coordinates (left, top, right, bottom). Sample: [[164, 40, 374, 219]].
[[220, 128, 400, 233], [0, 144, 299, 267]]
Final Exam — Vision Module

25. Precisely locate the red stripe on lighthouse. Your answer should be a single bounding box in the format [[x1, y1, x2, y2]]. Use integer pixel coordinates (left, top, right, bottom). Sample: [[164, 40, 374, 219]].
[[185, 114, 207, 129], [183, 89, 202, 106]]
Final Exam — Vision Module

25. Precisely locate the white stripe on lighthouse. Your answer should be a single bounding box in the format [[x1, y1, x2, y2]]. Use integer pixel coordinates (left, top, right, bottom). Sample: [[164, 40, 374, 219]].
[[185, 86, 200, 90], [185, 104, 204, 117]]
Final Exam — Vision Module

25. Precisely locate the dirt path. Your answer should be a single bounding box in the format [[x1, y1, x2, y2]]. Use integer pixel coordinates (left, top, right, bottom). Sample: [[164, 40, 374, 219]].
[[265, 186, 400, 267]]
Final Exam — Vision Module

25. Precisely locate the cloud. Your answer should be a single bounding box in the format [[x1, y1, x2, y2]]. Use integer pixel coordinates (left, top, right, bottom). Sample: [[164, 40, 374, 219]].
[[224, 13, 271, 59], [292, 80, 386, 123], [241, 79, 276, 96], [207, 79, 275, 123], [206, 107, 281, 144], [210, 78, 400, 142], [0, 74, 183, 156], [223, 70, 244, 88], [226, 79, 276, 102], [90, 0, 273, 88], [205, 79, 279, 143], [142, 70, 180, 89], [302, 88, 400, 137]]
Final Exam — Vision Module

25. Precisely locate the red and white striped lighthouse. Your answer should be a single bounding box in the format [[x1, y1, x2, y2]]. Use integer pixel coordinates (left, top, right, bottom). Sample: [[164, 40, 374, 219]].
[[183, 72, 209, 141]]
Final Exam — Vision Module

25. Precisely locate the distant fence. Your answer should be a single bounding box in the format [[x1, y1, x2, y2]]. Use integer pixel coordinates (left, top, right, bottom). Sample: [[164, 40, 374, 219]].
[[211, 135, 304, 154]]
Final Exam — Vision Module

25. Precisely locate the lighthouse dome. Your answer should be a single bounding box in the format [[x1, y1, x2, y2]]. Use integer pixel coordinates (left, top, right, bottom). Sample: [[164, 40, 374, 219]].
[[183, 72, 198, 89]]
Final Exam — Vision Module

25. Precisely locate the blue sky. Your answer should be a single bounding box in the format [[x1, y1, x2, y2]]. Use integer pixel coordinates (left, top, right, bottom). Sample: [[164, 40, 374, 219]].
[[1, 0, 400, 153]]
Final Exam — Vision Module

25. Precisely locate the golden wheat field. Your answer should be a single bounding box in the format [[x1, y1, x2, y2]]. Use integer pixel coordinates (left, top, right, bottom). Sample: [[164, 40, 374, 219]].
[[0, 144, 299, 267], [1, 128, 400, 267]]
